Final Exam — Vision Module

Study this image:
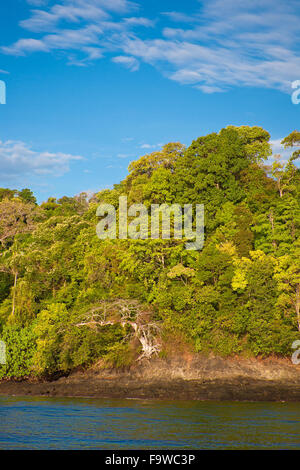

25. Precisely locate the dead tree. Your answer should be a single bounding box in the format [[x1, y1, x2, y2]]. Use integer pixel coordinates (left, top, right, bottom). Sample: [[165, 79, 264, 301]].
[[76, 299, 161, 360]]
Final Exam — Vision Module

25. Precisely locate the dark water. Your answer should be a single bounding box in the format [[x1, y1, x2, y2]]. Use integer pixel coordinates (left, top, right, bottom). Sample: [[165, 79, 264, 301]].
[[0, 397, 300, 449]]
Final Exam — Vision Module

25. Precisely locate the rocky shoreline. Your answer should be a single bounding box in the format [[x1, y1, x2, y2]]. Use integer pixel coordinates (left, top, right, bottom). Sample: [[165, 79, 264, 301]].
[[1, 355, 300, 402]]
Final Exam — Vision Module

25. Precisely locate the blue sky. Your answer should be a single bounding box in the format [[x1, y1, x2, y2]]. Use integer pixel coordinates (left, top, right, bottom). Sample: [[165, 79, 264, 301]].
[[0, 0, 300, 202]]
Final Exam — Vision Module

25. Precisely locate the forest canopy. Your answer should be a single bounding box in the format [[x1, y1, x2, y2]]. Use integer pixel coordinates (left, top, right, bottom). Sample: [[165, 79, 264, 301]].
[[0, 125, 299, 378]]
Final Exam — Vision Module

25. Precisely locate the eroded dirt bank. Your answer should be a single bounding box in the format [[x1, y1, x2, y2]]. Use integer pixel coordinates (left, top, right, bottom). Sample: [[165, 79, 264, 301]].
[[1, 355, 300, 401]]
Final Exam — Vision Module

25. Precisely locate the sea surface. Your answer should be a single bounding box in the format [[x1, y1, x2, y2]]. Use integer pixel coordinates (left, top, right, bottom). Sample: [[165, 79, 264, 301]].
[[0, 396, 299, 450]]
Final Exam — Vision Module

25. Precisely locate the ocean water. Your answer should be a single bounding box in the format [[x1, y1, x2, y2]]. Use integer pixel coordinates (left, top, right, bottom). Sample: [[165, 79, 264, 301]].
[[0, 397, 299, 450]]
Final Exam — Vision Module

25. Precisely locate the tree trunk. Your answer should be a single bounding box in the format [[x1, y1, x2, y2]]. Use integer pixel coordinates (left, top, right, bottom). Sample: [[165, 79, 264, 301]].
[[296, 283, 300, 332], [12, 271, 18, 316], [268, 211, 277, 250]]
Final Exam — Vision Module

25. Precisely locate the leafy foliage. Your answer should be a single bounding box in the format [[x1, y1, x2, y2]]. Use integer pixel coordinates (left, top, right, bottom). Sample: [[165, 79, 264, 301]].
[[0, 126, 299, 378]]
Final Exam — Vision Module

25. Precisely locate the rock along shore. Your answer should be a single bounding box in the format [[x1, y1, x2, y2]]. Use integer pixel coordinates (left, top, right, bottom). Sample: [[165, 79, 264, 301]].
[[1, 355, 300, 402]]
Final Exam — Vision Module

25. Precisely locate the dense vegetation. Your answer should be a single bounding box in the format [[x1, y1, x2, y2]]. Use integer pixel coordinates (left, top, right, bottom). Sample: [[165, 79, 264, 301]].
[[0, 126, 299, 379]]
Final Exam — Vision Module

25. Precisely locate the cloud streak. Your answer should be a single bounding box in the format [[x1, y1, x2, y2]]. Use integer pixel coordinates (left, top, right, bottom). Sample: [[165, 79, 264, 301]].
[[2, 0, 300, 93], [112, 55, 139, 71], [1, 0, 150, 65], [0, 140, 83, 183]]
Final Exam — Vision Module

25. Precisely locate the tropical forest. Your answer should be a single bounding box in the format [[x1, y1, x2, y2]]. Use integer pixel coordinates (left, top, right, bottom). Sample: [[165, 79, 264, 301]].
[[0, 125, 299, 379]]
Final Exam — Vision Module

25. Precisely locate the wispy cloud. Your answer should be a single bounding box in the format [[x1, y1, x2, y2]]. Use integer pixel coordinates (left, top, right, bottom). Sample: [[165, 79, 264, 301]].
[[157, 0, 300, 93], [161, 11, 196, 23], [112, 55, 139, 71], [2, 0, 300, 93], [1, 0, 149, 65], [117, 152, 133, 158], [2, 38, 50, 56], [139, 143, 163, 150], [0, 139, 83, 183], [20, 3, 109, 33]]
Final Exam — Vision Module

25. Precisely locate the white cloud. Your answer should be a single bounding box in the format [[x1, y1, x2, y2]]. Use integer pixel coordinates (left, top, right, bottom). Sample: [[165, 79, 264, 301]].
[[1, 0, 150, 66], [124, 0, 300, 93], [117, 153, 133, 158], [112, 55, 139, 71], [122, 17, 154, 27], [0, 140, 83, 182], [21, 3, 109, 33], [2, 0, 300, 93], [155, 0, 300, 93], [140, 143, 163, 150], [169, 69, 203, 85], [161, 11, 196, 23], [2, 38, 49, 55]]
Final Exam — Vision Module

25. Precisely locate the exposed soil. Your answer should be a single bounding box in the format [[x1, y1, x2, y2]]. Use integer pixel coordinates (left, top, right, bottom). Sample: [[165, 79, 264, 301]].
[[1, 355, 300, 401]]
